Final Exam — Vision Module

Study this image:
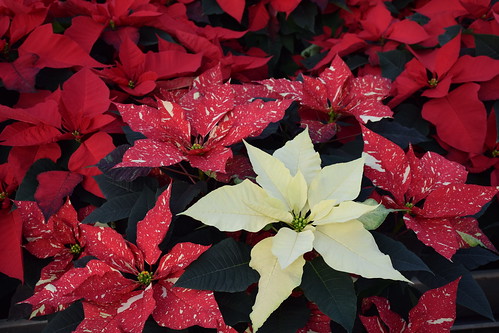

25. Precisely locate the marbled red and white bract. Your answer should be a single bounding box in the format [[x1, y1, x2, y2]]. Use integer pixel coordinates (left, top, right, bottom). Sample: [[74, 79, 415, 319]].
[[22, 186, 235, 332], [360, 278, 461, 333], [362, 126, 498, 259], [116, 65, 291, 173]]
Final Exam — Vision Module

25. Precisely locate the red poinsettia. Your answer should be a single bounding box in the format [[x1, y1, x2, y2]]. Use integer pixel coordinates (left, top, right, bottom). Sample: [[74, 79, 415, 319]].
[[0, 69, 119, 197], [99, 37, 202, 96], [362, 126, 498, 259], [15, 198, 88, 316], [389, 33, 499, 107], [263, 55, 391, 142], [23, 186, 235, 332], [0, 162, 23, 281], [360, 278, 461, 332], [115, 65, 292, 172]]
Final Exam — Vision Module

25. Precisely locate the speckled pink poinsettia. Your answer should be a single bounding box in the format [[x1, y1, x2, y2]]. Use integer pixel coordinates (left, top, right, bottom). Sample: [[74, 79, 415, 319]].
[[259, 55, 392, 143], [361, 126, 498, 259], [115, 65, 292, 173], [360, 278, 461, 332], [16, 198, 87, 316], [23, 187, 235, 333]]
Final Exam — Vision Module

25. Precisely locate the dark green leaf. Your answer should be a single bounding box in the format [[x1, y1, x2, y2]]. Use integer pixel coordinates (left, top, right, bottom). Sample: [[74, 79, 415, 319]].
[[94, 174, 145, 198], [42, 301, 83, 333], [301, 257, 356, 332], [258, 296, 310, 333], [97, 144, 151, 182], [82, 192, 141, 224], [406, 13, 430, 25], [393, 103, 430, 137], [438, 25, 461, 46], [329, 0, 349, 12], [139, 26, 175, 46], [215, 292, 254, 325], [126, 185, 157, 243], [123, 126, 146, 145], [175, 238, 259, 292], [373, 232, 431, 272], [201, 0, 224, 15], [495, 101, 499, 142], [384, 1, 399, 15], [290, 2, 317, 32], [15, 159, 60, 201], [366, 119, 429, 149], [169, 181, 207, 215], [378, 50, 413, 80], [301, 51, 327, 70], [475, 34, 499, 59], [452, 247, 499, 270], [417, 253, 494, 320], [345, 54, 369, 71]]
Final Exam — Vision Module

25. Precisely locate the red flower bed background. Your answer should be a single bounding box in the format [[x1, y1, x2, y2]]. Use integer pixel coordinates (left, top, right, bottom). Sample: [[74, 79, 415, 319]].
[[0, 0, 499, 332]]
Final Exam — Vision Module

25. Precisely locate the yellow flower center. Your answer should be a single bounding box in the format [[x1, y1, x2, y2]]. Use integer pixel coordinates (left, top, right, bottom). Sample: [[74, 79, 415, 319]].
[[291, 213, 309, 232], [69, 243, 82, 255], [428, 78, 438, 88], [127, 80, 135, 88], [137, 271, 153, 286], [190, 143, 203, 150]]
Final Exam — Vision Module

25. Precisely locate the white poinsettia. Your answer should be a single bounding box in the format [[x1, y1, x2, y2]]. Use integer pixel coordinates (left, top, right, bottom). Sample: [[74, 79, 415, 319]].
[[181, 129, 408, 332]]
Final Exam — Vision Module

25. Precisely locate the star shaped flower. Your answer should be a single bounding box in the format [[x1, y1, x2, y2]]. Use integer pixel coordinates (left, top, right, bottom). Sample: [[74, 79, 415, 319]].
[[182, 129, 407, 332]]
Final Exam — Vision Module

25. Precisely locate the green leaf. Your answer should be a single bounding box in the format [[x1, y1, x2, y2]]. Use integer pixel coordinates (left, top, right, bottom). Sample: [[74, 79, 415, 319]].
[[42, 301, 83, 333], [475, 34, 499, 60], [258, 296, 311, 333], [357, 199, 393, 230], [15, 159, 60, 201], [373, 232, 431, 272], [96, 145, 151, 182], [290, 2, 317, 32], [366, 119, 429, 149], [301, 257, 356, 332], [407, 13, 430, 25], [494, 101, 499, 142], [417, 253, 494, 321], [215, 291, 254, 326], [453, 247, 499, 270], [126, 185, 157, 243], [378, 50, 413, 80], [175, 238, 259, 292], [438, 25, 461, 46], [94, 174, 146, 198], [82, 192, 141, 224], [202, 0, 224, 15], [169, 180, 207, 215]]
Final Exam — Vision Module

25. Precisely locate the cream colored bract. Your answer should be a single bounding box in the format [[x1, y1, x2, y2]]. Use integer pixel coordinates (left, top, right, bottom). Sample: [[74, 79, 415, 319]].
[[181, 129, 407, 332]]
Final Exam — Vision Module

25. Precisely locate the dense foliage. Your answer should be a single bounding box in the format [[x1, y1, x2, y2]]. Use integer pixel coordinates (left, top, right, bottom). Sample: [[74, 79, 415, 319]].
[[1, 0, 499, 332]]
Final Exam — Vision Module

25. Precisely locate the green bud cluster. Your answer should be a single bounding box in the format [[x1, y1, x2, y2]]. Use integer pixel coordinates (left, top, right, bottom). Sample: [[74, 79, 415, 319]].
[[137, 271, 153, 286]]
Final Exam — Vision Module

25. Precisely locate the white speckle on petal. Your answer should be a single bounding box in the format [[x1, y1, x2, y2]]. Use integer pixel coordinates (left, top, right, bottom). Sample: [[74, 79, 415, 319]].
[[362, 152, 385, 172]]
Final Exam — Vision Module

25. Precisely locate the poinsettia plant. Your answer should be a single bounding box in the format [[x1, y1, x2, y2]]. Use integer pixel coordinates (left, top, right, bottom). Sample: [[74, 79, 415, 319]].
[[1, 0, 499, 332]]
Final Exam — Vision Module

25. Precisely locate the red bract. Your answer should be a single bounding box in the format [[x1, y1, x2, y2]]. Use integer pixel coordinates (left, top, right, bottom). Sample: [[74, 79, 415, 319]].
[[389, 33, 499, 107], [55, 0, 163, 49], [421, 83, 487, 154], [116, 65, 291, 172], [0, 162, 22, 281], [16, 198, 87, 315], [264, 55, 391, 142], [0, 69, 119, 197], [362, 126, 498, 259], [23, 186, 235, 332], [360, 278, 461, 333], [99, 38, 202, 96]]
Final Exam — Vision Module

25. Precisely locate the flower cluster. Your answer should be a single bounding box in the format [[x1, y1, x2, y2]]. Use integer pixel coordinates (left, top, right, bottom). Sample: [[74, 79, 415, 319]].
[[0, 0, 498, 333]]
